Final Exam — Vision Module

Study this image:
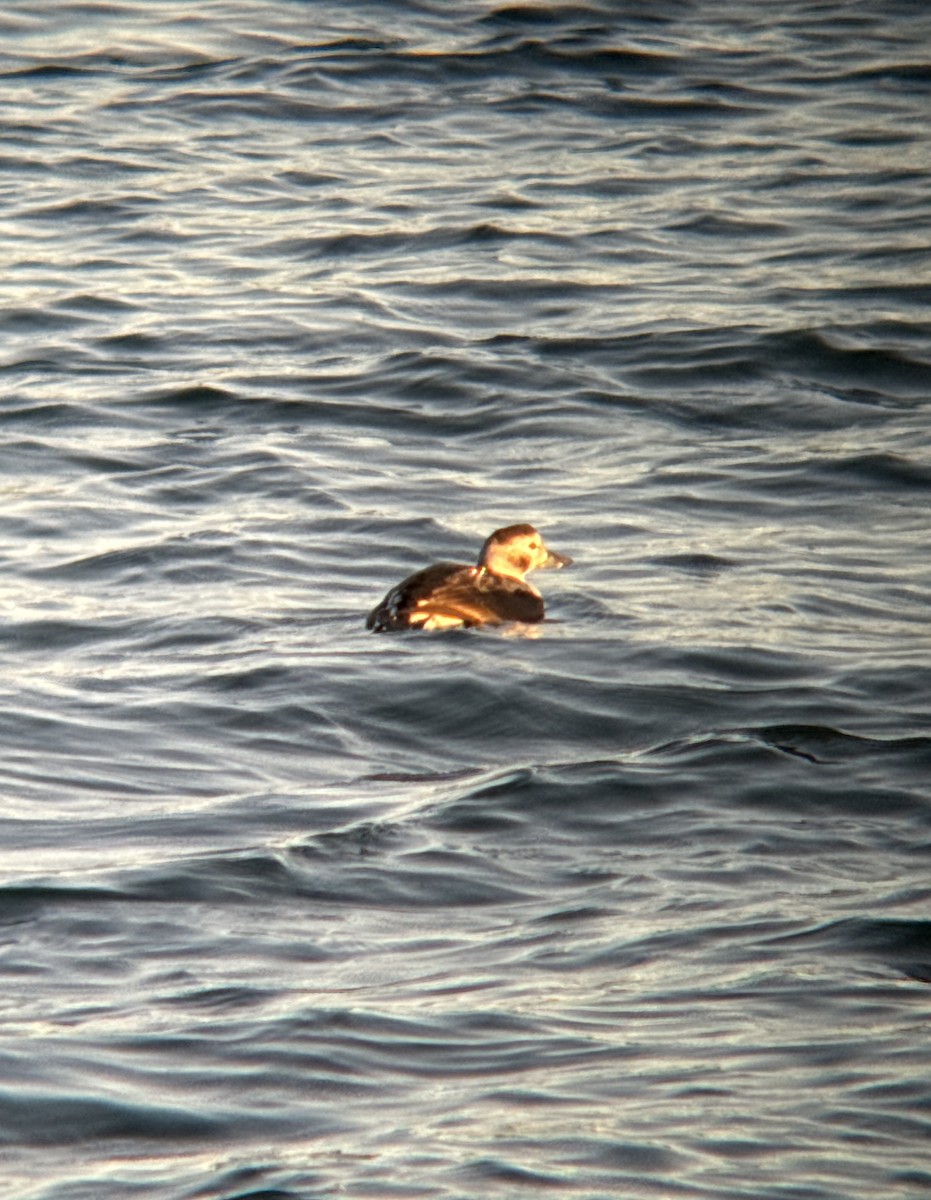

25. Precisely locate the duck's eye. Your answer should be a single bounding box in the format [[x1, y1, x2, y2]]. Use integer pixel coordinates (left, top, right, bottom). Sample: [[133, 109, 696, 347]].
[[529, 541, 538, 549]]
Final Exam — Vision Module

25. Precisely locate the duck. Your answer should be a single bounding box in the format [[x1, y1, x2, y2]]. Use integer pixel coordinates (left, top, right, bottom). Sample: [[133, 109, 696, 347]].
[[366, 524, 572, 632]]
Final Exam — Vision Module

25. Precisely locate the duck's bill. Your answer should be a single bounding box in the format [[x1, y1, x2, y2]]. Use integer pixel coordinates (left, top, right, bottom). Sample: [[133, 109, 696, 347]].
[[543, 549, 572, 569]]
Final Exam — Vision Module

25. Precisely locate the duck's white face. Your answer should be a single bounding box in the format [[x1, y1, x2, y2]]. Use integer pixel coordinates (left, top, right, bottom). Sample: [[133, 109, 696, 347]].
[[479, 525, 572, 581]]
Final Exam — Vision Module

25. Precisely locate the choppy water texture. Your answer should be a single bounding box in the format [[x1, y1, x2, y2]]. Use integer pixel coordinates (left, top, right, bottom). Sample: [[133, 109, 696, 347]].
[[1, 1, 930, 1197]]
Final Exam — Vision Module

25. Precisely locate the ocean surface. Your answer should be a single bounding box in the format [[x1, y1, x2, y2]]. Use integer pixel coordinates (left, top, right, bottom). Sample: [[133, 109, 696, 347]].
[[1, 2, 930, 1197]]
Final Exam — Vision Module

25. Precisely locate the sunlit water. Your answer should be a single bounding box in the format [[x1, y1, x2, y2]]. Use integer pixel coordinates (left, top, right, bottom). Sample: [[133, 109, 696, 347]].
[[1, 2, 930, 1197]]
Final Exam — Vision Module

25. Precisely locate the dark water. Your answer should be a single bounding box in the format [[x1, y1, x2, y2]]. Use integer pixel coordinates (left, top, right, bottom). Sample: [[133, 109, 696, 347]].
[[2, 1, 931, 1196]]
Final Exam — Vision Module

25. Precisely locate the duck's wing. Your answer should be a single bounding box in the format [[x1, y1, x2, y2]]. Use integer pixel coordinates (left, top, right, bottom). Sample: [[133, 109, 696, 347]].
[[366, 563, 544, 631], [367, 563, 477, 631]]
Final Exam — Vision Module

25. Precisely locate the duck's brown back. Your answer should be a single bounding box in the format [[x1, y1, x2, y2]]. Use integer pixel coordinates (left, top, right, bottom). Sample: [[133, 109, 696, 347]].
[[366, 562, 545, 632]]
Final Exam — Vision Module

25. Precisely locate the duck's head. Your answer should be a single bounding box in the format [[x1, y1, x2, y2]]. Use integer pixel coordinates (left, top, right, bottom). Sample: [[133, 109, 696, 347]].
[[478, 524, 573, 581]]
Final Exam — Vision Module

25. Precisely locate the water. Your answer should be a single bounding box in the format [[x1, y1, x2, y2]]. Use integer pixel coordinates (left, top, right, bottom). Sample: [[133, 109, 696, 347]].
[[1, 2, 930, 1197]]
